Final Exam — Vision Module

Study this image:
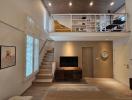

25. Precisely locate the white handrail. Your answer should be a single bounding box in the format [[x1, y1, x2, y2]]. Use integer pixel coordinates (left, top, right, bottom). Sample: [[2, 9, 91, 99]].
[[39, 40, 54, 66], [52, 13, 128, 16]]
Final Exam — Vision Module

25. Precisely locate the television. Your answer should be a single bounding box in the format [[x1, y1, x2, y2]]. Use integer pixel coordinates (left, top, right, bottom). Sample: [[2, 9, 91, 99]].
[[60, 56, 78, 67]]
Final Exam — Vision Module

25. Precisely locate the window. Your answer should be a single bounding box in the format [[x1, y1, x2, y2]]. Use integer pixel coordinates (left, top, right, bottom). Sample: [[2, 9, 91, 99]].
[[34, 38, 39, 72], [44, 8, 49, 32], [26, 35, 34, 77]]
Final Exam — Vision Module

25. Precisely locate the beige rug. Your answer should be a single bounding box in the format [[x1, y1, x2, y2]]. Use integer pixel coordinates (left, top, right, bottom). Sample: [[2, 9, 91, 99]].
[[44, 84, 113, 100], [43, 84, 132, 100], [44, 91, 117, 100], [48, 84, 100, 92]]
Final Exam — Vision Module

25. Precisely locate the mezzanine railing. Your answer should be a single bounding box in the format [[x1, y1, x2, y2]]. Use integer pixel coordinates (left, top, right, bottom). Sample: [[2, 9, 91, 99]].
[[51, 13, 128, 33]]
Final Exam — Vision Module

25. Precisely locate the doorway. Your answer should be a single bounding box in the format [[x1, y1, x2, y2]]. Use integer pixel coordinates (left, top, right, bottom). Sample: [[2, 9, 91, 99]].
[[82, 47, 94, 77]]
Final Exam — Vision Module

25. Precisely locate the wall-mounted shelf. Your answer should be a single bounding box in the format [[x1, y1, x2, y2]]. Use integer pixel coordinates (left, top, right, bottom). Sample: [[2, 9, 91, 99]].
[[72, 15, 97, 32]]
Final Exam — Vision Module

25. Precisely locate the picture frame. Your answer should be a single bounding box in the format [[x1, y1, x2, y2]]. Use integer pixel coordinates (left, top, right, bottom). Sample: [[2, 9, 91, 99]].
[[0, 45, 16, 69]]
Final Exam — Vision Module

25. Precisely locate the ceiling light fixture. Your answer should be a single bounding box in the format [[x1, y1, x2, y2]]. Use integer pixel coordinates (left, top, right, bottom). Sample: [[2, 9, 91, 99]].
[[110, 2, 115, 6], [89, 1, 93, 6], [105, 38, 109, 41], [69, 2, 72, 7], [48, 2, 52, 7]]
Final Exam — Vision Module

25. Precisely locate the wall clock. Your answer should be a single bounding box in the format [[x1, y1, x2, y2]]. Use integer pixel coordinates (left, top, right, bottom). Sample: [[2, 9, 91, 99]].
[[101, 51, 109, 60]]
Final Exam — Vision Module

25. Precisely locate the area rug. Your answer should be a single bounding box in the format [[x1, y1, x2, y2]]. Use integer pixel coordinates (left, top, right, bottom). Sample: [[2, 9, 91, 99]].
[[43, 84, 132, 100], [44, 91, 117, 100], [48, 84, 100, 92]]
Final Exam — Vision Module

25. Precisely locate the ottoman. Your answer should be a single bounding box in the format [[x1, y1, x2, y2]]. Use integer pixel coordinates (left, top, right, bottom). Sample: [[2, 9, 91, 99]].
[[9, 96, 33, 100]]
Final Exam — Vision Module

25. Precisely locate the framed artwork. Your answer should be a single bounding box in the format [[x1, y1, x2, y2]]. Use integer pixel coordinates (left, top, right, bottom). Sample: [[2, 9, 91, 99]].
[[0, 46, 16, 69]]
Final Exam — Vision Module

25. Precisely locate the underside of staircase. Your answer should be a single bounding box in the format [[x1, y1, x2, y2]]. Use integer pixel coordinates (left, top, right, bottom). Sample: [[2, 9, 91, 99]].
[[33, 49, 54, 85]]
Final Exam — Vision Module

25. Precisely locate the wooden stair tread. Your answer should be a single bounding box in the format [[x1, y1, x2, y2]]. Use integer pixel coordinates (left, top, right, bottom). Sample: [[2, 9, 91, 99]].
[[34, 79, 52, 83], [37, 73, 52, 76], [39, 69, 51, 71], [34, 48, 54, 84], [41, 66, 51, 68], [40, 67, 52, 70]]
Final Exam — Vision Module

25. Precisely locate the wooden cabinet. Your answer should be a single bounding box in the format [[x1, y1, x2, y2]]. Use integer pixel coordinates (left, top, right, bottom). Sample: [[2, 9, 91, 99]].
[[55, 67, 82, 81]]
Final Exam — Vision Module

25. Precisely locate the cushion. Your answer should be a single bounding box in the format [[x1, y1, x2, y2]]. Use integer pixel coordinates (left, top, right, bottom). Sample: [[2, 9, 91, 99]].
[[9, 96, 33, 100]]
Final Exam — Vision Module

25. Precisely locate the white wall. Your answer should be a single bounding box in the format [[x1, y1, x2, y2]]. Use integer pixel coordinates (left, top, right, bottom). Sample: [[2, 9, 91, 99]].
[[113, 0, 132, 87], [113, 38, 129, 86], [126, 0, 132, 81], [0, 0, 48, 100], [0, 22, 31, 100], [115, 5, 126, 13]]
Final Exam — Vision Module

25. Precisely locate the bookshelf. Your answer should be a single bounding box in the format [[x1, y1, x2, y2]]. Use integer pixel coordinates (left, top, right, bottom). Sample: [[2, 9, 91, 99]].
[[72, 15, 96, 32]]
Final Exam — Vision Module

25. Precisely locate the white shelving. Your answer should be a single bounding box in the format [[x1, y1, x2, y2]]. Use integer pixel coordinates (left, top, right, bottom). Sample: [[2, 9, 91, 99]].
[[71, 14, 126, 32], [72, 15, 97, 32]]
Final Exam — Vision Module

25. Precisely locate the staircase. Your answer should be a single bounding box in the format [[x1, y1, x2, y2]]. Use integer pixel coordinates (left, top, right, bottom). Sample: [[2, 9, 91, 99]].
[[33, 49, 54, 85]]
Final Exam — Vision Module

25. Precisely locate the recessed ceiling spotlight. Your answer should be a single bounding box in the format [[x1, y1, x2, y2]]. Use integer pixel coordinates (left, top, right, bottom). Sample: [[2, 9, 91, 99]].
[[110, 2, 115, 6], [105, 38, 109, 40], [48, 2, 52, 7], [69, 2, 72, 7], [89, 1, 93, 6]]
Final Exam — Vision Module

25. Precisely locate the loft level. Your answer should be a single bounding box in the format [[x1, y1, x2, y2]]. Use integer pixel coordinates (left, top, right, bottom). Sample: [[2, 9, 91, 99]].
[[50, 13, 129, 33]]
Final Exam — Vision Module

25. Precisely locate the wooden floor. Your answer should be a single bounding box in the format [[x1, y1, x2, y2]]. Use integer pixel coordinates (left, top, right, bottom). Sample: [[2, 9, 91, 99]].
[[23, 78, 132, 100]]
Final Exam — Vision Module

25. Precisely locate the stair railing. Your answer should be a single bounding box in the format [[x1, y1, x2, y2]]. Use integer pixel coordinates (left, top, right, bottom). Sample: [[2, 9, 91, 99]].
[[39, 39, 56, 79], [39, 39, 48, 55], [39, 39, 50, 66]]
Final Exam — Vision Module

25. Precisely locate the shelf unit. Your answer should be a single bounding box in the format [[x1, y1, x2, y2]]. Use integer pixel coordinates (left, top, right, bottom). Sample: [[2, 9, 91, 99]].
[[72, 15, 97, 32], [71, 14, 126, 32]]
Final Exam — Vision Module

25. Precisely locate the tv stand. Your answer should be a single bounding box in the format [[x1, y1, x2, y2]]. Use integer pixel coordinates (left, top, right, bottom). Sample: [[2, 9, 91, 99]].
[[55, 67, 82, 81]]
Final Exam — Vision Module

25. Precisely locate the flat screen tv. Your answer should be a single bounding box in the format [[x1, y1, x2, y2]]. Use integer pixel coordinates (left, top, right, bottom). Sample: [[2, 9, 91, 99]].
[[60, 56, 78, 67]]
